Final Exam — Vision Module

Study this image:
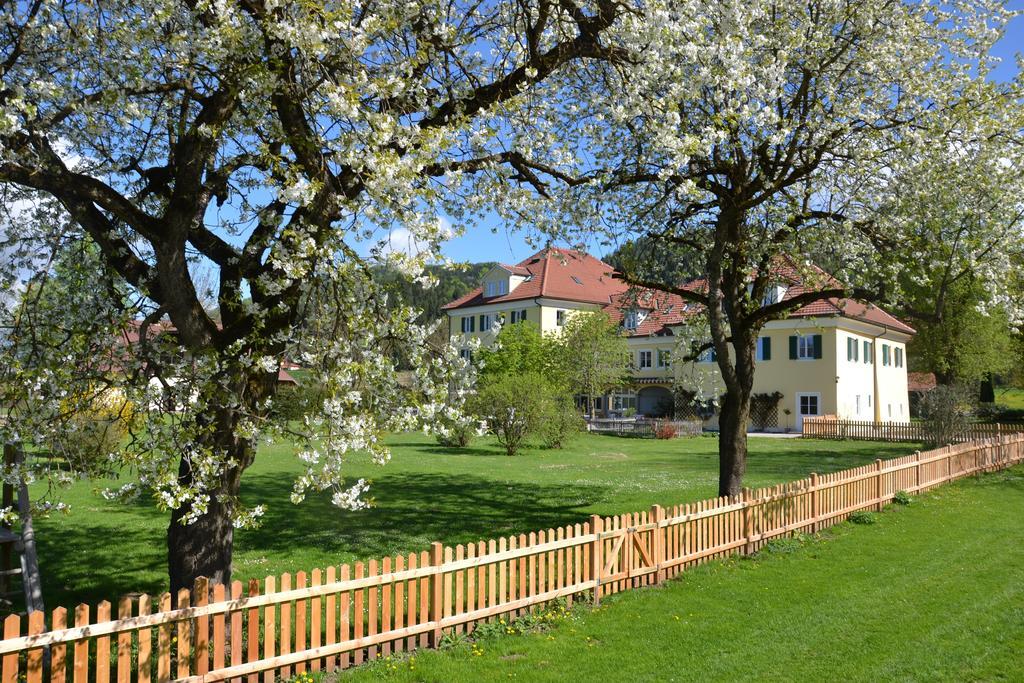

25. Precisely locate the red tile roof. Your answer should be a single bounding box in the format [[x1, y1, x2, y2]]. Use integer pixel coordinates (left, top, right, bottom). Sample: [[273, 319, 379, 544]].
[[441, 247, 625, 309], [908, 372, 938, 393], [443, 249, 915, 337]]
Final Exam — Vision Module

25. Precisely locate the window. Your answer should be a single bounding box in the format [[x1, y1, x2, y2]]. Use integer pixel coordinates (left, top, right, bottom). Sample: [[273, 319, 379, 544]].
[[888, 403, 892, 418], [638, 350, 653, 369], [855, 395, 861, 415], [882, 344, 891, 366], [611, 391, 637, 413], [459, 348, 473, 362], [485, 279, 508, 297], [510, 309, 529, 324], [798, 394, 820, 415], [479, 314, 494, 331], [847, 336, 859, 362], [762, 285, 787, 306], [571, 275, 583, 285], [756, 336, 772, 361], [461, 316, 476, 333], [593, 397, 603, 410], [864, 340, 873, 364], [556, 310, 567, 326], [657, 349, 672, 368], [790, 334, 821, 360], [894, 347, 904, 368], [624, 310, 639, 330], [868, 395, 872, 408], [697, 347, 717, 363]]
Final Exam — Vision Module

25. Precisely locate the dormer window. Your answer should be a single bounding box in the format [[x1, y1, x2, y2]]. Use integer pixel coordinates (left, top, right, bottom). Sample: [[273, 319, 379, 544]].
[[484, 279, 509, 298], [762, 284, 788, 306], [624, 310, 647, 331]]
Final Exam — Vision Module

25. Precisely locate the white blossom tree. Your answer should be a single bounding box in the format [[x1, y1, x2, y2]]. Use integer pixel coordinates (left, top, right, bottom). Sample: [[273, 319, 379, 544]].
[[545, 0, 1024, 495], [0, 0, 633, 593]]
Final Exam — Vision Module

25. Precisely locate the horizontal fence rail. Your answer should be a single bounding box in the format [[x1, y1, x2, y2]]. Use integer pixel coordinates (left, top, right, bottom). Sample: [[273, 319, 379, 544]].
[[2, 435, 1022, 681], [801, 416, 1023, 443]]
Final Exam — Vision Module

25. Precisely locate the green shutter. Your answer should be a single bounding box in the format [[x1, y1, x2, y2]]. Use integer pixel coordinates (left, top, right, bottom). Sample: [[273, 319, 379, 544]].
[[789, 335, 798, 359], [813, 334, 823, 359], [763, 336, 771, 361], [847, 337, 853, 361]]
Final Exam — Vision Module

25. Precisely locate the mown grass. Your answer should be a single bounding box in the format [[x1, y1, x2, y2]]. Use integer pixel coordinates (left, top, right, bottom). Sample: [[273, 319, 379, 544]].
[[340, 465, 1024, 682], [994, 386, 1024, 411], [31, 432, 918, 607]]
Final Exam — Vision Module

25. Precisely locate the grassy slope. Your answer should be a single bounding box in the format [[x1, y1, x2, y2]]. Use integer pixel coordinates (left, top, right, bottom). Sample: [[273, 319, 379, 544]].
[[342, 466, 1024, 682], [32, 433, 918, 607]]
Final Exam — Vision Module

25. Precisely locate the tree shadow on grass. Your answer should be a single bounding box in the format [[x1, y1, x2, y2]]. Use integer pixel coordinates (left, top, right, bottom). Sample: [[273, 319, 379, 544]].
[[33, 511, 170, 609], [390, 442, 507, 457], [236, 471, 606, 566]]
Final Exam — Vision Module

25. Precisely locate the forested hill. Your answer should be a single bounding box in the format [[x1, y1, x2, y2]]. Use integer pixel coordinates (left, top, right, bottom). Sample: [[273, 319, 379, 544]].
[[374, 262, 496, 321]]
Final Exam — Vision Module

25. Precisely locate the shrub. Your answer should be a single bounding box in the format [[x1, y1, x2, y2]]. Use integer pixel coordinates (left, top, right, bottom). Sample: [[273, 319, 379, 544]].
[[654, 420, 677, 439], [893, 490, 913, 506], [540, 396, 584, 449], [849, 510, 877, 525], [919, 384, 975, 447], [272, 381, 322, 422], [59, 387, 135, 476], [473, 372, 551, 456], [435, 419, 476, 448]]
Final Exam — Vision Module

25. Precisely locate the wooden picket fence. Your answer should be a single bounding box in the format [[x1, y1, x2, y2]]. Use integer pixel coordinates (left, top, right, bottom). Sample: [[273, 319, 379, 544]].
[[801, 416, 1023, 443], [1, 435, 1023, 682]]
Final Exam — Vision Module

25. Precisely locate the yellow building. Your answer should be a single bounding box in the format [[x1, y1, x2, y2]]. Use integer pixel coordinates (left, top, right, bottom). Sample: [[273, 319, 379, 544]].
[[443, 247, 914, 431]]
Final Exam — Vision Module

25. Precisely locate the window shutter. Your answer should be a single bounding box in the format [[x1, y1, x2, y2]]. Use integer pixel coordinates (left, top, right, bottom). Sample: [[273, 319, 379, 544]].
[[813, 334, 823, 359], [763, 336, 771, 361], [789, 335, 798, 359], [846, 337, 852, 361]]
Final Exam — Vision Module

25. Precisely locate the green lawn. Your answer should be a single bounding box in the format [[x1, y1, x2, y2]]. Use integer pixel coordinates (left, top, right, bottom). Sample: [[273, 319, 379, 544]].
[[341, 465, 1024, 682], [31, 433, 919, 607], [994, 386, 1024, 411]]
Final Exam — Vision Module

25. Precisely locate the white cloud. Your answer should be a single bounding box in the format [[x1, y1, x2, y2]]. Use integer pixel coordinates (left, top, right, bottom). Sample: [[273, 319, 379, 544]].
[[379, 216, 455, 260], [382, 226, 427, 257]]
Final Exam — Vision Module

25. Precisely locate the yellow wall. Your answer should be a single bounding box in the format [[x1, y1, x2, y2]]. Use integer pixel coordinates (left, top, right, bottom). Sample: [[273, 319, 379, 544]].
[[670, 318, 911, 430], [448, 300, 601, 347], [449, 299, 912, 429]]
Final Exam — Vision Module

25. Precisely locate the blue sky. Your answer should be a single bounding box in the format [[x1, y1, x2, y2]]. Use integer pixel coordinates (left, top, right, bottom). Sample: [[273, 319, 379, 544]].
[[440, 6, 1024, 265]]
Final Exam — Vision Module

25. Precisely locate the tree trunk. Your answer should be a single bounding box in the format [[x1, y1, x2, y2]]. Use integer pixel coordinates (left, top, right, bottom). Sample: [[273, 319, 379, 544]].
[[717, 389, 751, 496], [167, 468, 239, 596], [979, 373, 995, 403], [166, 389, 264, 597]]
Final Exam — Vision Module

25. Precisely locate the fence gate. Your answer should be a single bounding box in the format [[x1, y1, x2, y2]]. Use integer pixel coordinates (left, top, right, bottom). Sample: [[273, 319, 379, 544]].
[[595, 512, 662, 599]]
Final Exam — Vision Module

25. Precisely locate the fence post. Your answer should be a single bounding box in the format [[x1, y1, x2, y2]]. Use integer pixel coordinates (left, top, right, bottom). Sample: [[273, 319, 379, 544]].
[[430, 542, 444, 647], [742, 489, 754, 555], [874, 459, 884, 510], [809, 473, 819, 533], [589, 515, 603, 606], [650, 505, 664, 584]]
